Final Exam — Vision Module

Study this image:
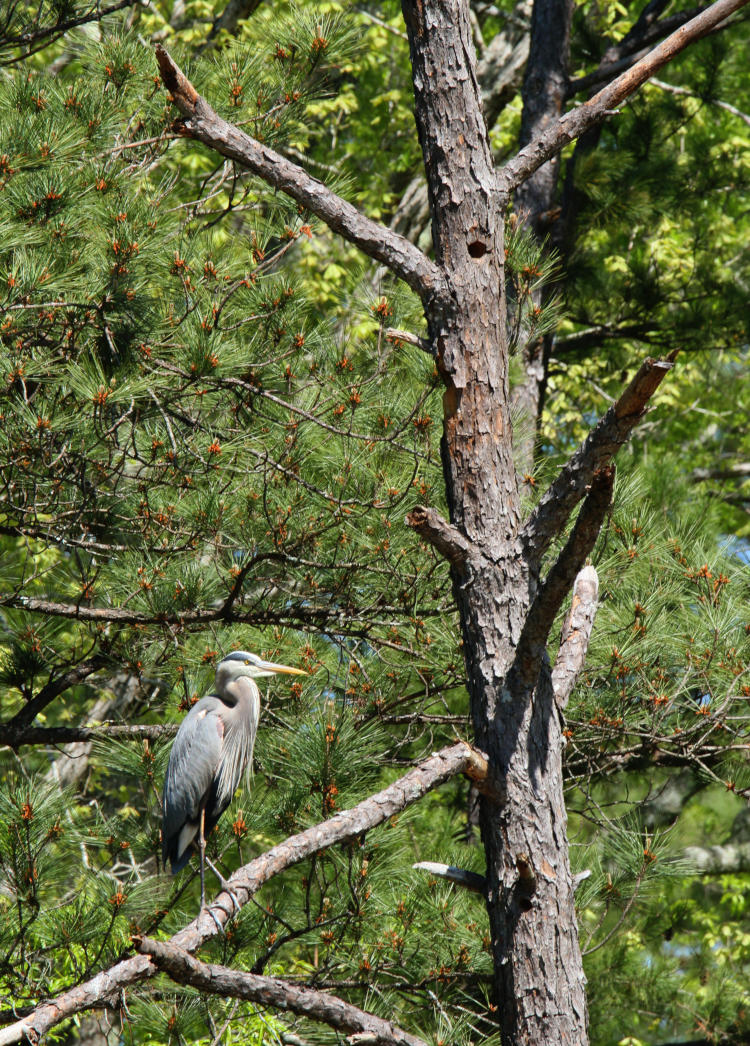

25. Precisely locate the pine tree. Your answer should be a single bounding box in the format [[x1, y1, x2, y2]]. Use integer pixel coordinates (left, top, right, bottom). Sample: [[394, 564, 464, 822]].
[[0, 1, 749, 1044]]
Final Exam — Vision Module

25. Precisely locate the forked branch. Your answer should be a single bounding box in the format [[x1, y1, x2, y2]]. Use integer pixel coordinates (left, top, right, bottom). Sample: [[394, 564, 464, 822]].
[[154, 46, 448, 307], [136, 937, 428, 1046]]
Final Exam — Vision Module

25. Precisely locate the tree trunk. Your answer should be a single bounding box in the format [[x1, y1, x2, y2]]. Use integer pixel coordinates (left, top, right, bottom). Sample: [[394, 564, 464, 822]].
[[401, 1, 588, 1041]]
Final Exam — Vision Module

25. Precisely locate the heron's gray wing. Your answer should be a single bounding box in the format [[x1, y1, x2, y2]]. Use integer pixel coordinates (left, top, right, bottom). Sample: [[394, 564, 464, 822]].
[[162, 695, 224, 872]]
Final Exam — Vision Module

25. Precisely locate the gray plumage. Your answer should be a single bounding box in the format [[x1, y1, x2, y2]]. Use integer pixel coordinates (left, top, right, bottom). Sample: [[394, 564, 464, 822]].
[[161, 651, 305, 895]]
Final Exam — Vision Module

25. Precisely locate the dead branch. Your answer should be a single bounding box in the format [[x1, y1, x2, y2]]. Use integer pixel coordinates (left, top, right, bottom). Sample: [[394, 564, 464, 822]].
[[522, 355, 675, 563], [500, 0, 749, 193], [551, 564, 600, 709], [136, 937, 428, 1046], [1, 656, 108, 737], [0, 742, 481, 1045], [153, 46, 448, 308]]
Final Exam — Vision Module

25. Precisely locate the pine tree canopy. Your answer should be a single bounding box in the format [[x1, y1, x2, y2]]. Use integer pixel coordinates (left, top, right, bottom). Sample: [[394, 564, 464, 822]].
[[0, 1, 748, 1045]]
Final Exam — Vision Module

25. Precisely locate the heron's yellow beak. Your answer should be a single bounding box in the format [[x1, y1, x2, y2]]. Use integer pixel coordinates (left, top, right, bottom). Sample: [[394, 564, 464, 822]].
[[263, 661, 308, 676]]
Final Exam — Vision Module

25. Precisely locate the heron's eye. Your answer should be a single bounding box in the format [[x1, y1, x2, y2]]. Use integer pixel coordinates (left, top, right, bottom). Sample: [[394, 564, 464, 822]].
[[244, 659, 251, 665]]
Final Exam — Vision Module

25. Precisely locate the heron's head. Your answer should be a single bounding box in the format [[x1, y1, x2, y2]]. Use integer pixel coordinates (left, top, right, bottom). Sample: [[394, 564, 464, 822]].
[[215, 651, 307, 688]]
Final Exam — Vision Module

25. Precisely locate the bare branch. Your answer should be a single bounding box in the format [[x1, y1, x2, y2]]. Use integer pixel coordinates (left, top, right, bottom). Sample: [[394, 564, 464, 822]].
[[522, 354, 675, 564], [500, 0, 750, 193], [153, 46, 448, 307], [412, 862, 486, 894], [551, 564, 599, 709], [0, 743, 480, 1045], [135, 937, 428, 1046], [385, 328, 433, 354], [405, 506, 473, 567]]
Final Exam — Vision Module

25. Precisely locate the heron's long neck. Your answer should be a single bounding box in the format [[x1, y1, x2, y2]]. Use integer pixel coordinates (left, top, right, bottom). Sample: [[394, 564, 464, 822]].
[[222, 676, 260, 716]]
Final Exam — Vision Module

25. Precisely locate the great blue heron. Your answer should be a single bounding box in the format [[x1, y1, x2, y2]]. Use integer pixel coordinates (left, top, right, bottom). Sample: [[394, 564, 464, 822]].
[[162, 650, 306, 909]]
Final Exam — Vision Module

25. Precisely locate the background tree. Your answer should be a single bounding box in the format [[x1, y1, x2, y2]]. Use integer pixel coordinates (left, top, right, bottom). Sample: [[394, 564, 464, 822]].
[[0, 0, 749, 1045]]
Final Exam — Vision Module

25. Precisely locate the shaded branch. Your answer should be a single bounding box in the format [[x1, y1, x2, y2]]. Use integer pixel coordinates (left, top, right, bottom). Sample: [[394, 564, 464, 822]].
[[551, 564, 599, 710], [691, 462, 750, 482], [0, 742, 481, 1045], [522, 354, 675, 563], [566, 5, 705, 97], [1, 656, 108, 736], [500, 0, 749, 193], [518, 468, 613, 680], [136, 938, 427, 1046], [153, 46, 447, 308], [650, 76, 750, 126], [198, 0, 264, 53], [1, 722, 178, 750], [0, 0, 137, 65], [0, 595, 418, 654]]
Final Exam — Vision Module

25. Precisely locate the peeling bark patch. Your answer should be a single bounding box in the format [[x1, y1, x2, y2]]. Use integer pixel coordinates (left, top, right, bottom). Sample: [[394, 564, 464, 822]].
[[467, 239, 487, 258]]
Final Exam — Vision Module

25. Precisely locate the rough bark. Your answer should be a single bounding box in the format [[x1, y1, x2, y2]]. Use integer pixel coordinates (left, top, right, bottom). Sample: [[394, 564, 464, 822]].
[[400, 2, 587, 1041], [390, 0, 532, 247], [143, 5, 740, 1042]]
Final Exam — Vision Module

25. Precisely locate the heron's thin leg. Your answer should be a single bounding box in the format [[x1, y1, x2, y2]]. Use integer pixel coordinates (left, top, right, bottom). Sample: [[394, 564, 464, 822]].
[[199, 807, 207, 911], [205, 855, 242, 916]]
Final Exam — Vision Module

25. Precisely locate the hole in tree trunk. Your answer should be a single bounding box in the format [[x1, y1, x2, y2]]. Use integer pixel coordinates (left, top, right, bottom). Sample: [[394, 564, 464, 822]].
[[518, 897, 533, 912], [467, 239, 487, 259]]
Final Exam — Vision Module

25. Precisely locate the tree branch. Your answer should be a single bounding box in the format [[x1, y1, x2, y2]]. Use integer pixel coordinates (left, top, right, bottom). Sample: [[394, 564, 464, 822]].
[[500, 0, 749, 193], [135, 937, 427, 1046], [0, 0, 137, 65], [0, 742, 481, 1045], [405, 506, 473, 567], [566, 5, 705, 97], [518, 467, 613, 679], [551, 564, 599, 709], [1, 656, 108, 736], [153, 46, 448, 308], [522, 354, 675, 563], [1, 722, 178, 750]]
